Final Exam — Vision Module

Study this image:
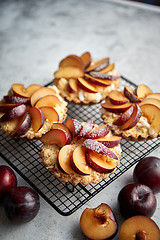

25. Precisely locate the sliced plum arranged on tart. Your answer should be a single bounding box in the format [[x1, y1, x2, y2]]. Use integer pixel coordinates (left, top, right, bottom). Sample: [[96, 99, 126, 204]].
[[0, 83, 67, 139], [101, 84, 160, 140], [40, 119, 121, 185], [53, 52, 121, 104]]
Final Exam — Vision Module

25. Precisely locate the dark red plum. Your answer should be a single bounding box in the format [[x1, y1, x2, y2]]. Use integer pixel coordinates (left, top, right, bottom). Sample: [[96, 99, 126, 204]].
[[133, 156, 160, 193], [118, 183, 157, 218], [0, 165, 17, 201], [4, 186, 40, 223]]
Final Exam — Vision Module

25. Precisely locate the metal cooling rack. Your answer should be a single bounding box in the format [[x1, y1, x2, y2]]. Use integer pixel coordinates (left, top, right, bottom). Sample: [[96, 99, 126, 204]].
[[0, 76, 160, 216]]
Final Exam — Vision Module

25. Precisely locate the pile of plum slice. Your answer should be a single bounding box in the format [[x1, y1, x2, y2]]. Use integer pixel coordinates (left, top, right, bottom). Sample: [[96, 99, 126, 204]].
[[41, 119, 121, 175], [102, 84, 160, 133], [0, 84, 63, 137], [54, 51, 120, 94]]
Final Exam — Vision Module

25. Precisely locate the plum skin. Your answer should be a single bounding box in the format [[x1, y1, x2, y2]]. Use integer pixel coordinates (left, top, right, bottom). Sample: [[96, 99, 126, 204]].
[[0, 165, 17, 201], [118, 183, 157, 218], [133, 156, 160, 193], [3, 186, 40, 223]]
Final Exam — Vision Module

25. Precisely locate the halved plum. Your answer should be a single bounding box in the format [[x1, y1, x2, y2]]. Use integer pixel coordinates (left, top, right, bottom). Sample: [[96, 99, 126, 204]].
[[80, 203, 118, 240]]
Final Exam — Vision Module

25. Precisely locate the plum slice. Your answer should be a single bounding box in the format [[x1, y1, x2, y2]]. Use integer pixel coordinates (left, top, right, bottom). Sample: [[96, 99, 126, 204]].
[[71, 146, 92, 175], [54, 66, 84, 79], [39, 106, 59, 122], [59, 54, 83, 69], [134, 84, 152, 99], [80, 51, 91, 69], [109, 90, 129, 105], [86, 149, 118, 173], [35, 95, 60, 108], [86, 57, 109, 72], [65, 118, 83, 138], [30, 87, 56, 106], [41, 129, 68, 147], [0, 103, 22, 113], [0, 104, 27, 122], [88, 71, 119, 81], [124, 85, 141, 103], [67, 78, 79, 93], [78, 77, 98, 93], [58, 145, 76, 174], [80, 203, 118, 240], [113, 105, 134, 126], [78, 120, 94, 138], [140, 103, 160, 134], [11, 83, 30, 98], [84, 74, 112, 87], [101, 99, 132, 113], [28, 107, 45, 132], [3, 95, 28, 104], [83, 139, 118, 160], [52, 123, 71, 145], [85, 124, 110, 139], [97, 135, 121, 148], [119, 104, 141, 130], [11, 112, 31, 137]]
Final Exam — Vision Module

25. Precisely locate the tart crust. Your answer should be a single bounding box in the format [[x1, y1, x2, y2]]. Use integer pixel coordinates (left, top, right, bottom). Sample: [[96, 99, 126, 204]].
[[53, 53, 121, 104], [0, 85, 68, 139], [40, 123, 121, 185]]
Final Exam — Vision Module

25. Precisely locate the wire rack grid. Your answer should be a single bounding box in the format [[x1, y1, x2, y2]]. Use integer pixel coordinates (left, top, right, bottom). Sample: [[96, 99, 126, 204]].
[[0, 76, 159, 216]]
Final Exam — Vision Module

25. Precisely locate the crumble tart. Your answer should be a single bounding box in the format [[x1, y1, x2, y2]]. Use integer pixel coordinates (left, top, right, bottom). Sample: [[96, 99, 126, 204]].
[[40, 119, 122, 185], [53, 52, 121, 104], [0, 83, 68, 139], [101, 84, 160, 141]]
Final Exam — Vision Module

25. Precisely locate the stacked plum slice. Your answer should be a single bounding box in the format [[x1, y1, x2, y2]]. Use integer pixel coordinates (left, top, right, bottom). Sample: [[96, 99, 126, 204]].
[[54, 52, 120, 96], [41, 119, 121, 179], [0, 83, 66, 138], [101, 84, 160, 134]]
